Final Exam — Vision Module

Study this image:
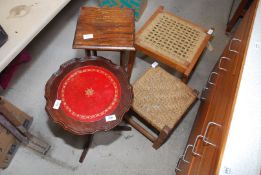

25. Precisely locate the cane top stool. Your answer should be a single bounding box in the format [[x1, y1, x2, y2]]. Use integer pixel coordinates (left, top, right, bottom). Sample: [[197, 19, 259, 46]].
[[73, 7, 136, 78], [45, 57, 132, 135], [135, 6, 212, 82]]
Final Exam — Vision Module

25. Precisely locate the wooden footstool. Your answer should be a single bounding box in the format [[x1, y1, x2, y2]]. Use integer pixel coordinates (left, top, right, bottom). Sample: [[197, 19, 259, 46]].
[[135, 6, 212, 82], [73, 7, 136, 78], [126, 66, 198, 149]]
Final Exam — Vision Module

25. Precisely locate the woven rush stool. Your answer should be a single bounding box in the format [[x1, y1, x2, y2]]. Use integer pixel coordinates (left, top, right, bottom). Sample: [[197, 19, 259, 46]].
[[45, 57, 132, 163], [125, 66, 198, 149], [134, 6, 212, 82], [73, 7, 136, 78]]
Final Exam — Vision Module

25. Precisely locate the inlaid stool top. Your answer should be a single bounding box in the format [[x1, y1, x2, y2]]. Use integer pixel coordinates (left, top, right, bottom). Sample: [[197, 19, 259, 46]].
[[45, 57, 133, 135], [73, 7, 135, 51]]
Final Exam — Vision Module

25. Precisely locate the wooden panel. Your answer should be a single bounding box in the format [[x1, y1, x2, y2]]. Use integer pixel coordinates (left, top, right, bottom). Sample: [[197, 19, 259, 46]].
[[194, 49, 236, 175], [176, 0, 259, 174], [194, 7, 252, 172], [176, 63, 220, 174], [214, 1, 259, 173], [199, 1, 257, 174]]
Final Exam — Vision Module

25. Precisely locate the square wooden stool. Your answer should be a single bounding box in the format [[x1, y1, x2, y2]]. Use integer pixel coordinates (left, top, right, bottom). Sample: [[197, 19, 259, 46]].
[[125, 67, 198, 149], [135, 6, 212, 82], [73, 7, 136, 78]]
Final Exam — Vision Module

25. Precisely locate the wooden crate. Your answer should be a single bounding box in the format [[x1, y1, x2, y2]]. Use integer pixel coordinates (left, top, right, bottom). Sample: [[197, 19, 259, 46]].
[[0, 97, 33, 169]]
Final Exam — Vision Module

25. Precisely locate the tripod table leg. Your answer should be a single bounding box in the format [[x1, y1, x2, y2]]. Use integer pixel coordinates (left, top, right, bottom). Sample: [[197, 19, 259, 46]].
[[112, 125, 132, 131], [79, 134, 94, 163]]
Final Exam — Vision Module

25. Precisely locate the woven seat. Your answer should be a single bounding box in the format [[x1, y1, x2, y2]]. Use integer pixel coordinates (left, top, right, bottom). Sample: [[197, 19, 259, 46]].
[[125, 66, 198, 149], [135, 6, 212, 82], [133, 67, 197, 131]]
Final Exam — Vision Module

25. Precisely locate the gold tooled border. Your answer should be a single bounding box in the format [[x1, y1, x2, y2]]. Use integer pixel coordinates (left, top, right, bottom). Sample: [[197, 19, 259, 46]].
[[59, 66, 121, 121]]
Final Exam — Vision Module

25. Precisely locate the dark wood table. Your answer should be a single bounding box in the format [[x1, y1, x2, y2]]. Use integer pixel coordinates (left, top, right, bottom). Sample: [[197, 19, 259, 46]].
[[72, 7, 136, 78], [45, 56, 132, 162]]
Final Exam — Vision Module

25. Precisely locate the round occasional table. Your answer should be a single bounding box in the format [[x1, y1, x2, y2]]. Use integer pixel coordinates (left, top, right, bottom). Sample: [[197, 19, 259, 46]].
[[45, 56, 132, 162]]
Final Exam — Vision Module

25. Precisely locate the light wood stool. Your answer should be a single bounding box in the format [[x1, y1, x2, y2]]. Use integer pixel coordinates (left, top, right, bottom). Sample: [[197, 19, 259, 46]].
[[135, 6, 212, 82]]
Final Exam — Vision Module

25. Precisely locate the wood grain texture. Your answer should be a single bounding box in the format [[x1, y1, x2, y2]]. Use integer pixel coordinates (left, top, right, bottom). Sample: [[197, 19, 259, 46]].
[[73, 7, 135, 51], [176, 0, 258, 174]]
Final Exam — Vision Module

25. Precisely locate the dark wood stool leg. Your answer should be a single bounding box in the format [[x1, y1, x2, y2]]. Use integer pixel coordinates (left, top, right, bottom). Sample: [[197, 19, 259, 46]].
[[85, 50, 98, 57], [152, 126, 170, 149], [85, 50, 91, 57], [182, 75, 189, 83], [120, 51, 127, 71], [79, 134, 93, 163], [92, 50, 97, 56], [127, 51, 136, 79]]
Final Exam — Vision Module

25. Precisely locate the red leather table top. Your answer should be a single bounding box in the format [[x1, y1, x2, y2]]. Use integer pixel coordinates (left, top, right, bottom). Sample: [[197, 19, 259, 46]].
[[45, 57, 132, 135], [57, 65, 121, 122]]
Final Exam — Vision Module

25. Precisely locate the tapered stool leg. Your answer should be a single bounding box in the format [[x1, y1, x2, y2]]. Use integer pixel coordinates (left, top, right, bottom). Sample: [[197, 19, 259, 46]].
[[85, 50, 91, 57], [93, 50, 97, 56], [127, 51, 136, 79], [120, 51, 127, 71]]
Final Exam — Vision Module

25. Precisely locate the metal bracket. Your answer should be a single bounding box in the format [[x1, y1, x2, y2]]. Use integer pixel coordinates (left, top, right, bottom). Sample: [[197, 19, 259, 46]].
[[203, 122, 222, 147], [182, 144, 193, 163], [218, 57, 231, 71], [229, 38, 242, 53], [175, 156, 183, 172], [208, 72, 218, 86], [175, 144, 193, 173], [192, 135, 204, 157], [200, 87, 209, 100]]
